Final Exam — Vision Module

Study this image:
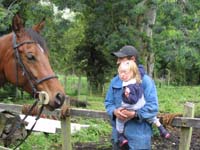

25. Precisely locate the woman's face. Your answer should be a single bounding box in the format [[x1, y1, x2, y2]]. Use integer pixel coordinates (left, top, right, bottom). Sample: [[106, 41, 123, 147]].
[[117, 57, 129, 65], [116, 56, 136, 65]]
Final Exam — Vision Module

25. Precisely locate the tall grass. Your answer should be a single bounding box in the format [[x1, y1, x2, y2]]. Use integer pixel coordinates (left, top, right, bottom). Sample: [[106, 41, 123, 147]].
[[157, 85, 200, 115], [59, 75, 88, 96], [59, 75, 200, 115]]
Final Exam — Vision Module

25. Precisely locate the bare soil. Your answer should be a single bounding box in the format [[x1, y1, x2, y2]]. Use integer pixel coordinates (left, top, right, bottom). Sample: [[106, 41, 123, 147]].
[[73, 127, 200, 150], [152, 127, 200, 150]]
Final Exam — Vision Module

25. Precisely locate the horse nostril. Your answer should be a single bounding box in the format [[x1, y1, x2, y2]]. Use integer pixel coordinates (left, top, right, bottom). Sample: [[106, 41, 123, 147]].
[[55, 93, 64, 107], [56, 93, 61, 100]]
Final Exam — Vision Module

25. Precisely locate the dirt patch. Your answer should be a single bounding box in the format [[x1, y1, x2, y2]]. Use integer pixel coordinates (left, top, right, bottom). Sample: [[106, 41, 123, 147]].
[[73, 127, 200, 150], [152, 127, 200, 150]]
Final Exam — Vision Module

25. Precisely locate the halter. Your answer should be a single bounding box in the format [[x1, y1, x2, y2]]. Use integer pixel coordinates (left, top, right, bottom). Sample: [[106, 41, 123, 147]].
[[11, 33, 57, 149], [12, 33, 58, 96]]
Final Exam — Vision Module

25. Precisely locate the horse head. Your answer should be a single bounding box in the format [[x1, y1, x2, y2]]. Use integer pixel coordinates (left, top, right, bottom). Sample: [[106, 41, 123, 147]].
[[2, 14, 66, 111]]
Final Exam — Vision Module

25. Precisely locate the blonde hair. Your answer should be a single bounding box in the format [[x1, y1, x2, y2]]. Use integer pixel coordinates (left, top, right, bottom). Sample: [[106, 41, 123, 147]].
[[118, 60, 141, 83]]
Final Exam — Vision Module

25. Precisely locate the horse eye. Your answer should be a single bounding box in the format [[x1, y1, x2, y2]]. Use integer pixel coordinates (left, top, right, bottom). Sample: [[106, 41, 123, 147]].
[[26, 52, 36, 61]]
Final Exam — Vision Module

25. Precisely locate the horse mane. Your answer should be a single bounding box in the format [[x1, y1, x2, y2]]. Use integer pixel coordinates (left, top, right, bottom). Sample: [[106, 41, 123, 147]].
[[25, 28, 48, 52]]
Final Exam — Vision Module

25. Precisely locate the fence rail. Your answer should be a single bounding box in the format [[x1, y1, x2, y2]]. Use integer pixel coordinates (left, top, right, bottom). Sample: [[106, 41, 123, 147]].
[[0, 102, 199, 150]]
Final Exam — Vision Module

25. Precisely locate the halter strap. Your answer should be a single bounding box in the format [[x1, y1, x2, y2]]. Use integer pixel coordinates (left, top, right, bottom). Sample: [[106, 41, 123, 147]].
[[13, 33, 35, 48], [36, 75, 58, 85], [12, 33, 58, 95]]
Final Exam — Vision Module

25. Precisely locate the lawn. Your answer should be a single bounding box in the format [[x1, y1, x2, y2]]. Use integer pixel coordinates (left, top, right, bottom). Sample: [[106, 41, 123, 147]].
[[1, 77, 200, 149]]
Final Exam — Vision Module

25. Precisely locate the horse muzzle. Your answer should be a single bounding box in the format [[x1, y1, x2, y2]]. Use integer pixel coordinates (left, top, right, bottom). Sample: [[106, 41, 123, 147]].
[[38, 91, 65, 111], [54, 92, 65, 108]]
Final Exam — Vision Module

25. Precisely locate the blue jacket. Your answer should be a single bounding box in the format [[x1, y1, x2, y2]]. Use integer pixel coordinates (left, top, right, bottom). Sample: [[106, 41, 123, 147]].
[[104, 74, 158, 149]]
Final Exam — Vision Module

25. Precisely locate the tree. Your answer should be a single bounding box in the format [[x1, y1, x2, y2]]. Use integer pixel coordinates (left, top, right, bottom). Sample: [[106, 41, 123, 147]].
[[1, 0, 200, 88], [63, 0, 159, 91], [154, 0, 200, 85]]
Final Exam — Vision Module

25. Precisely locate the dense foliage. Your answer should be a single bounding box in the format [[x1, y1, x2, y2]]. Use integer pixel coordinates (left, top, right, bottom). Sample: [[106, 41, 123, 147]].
[[1, 0, 200, 92], [154, 0, 200, 85]]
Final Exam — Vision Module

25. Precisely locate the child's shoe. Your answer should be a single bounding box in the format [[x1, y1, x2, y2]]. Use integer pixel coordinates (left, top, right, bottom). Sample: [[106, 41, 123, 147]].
[[158, 125, 170, 139], [118, 134, 128, 149]]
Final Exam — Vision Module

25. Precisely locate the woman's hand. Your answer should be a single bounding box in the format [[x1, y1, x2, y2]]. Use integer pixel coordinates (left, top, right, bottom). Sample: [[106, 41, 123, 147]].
[[121, 109, 136, 120], [114, 107, 127, 121]]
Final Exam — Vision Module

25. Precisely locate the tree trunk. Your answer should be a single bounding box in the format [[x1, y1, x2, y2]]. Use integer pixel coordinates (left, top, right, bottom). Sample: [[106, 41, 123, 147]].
[[141, 1, 157, 77]]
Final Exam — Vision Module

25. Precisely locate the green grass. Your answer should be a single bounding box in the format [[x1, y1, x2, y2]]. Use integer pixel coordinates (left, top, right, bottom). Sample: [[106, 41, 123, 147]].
[[10, 118, 111, 150], [71, 117, 111, 143], [157, 85, 200, 115], [2, 77, 200, 149], [12, 133, 61, 150], [58, 75, 88, 96], [69, 85, 200, 116]]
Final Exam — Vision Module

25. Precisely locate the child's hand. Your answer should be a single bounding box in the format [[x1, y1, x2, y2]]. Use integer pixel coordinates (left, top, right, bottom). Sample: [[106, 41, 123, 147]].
[[124, 87, 130, 98]]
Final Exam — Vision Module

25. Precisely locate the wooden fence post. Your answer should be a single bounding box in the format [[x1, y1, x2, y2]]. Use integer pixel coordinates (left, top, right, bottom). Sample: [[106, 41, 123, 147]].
[[61, 98, 72, 150], [179, 102, 195, 150]]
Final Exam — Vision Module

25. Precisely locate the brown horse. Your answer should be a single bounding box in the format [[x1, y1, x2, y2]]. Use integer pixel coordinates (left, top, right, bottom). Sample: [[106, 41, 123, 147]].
[[0, 14, 65, 111]]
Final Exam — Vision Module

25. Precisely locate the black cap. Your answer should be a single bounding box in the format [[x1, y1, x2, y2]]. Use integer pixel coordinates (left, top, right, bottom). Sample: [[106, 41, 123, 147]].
[[112, 45, 138, 58]]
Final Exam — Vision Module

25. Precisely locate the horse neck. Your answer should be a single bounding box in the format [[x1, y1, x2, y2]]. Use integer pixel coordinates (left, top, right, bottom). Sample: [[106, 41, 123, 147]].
[[0, 33, 13, 64], [0, 33, 14, 86]]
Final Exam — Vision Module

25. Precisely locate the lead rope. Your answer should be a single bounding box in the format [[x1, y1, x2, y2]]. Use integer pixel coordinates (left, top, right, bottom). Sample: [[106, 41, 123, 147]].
[[2, 100, 38, 141], [2, 90, 48, 149], [2, 99, 40, 148], [12, 91, 49, 149], [13, 104, 44, 150]]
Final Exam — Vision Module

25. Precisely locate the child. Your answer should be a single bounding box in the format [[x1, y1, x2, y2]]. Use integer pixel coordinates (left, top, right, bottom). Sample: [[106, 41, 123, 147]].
[[116, 60, 170, 148]]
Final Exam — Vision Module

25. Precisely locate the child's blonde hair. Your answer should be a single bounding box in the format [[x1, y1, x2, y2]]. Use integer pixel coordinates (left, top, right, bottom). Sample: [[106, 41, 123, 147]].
[[118, 60, 141, 83]]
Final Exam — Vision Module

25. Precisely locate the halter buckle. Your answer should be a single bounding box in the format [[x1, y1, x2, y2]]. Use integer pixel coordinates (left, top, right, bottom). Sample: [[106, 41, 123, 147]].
[[38, 91, 49, 105]]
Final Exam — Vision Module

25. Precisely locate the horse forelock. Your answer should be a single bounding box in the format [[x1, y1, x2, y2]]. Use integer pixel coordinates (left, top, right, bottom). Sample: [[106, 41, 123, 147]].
[[25, 28, 48, 53]]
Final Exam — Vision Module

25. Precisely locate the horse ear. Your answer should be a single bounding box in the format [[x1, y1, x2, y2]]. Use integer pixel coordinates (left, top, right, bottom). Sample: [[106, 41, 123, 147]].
[[33, 17, 45, 33], [12, 14, 25, 34]]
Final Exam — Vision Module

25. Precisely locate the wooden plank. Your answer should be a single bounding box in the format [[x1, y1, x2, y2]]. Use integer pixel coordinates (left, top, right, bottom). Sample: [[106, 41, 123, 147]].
[[0, 103, 22, 113], [43, 108, 109, 120], [70, 108, 109, 119], [0, 103, 109, 120], [1, 103, 200, 129], [179, 102, 194, 150], [172, 117, 200, 128]]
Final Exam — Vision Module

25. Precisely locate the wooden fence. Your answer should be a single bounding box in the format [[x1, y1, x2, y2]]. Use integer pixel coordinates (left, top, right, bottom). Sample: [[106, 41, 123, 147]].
[[0, 102, 199, 150]]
